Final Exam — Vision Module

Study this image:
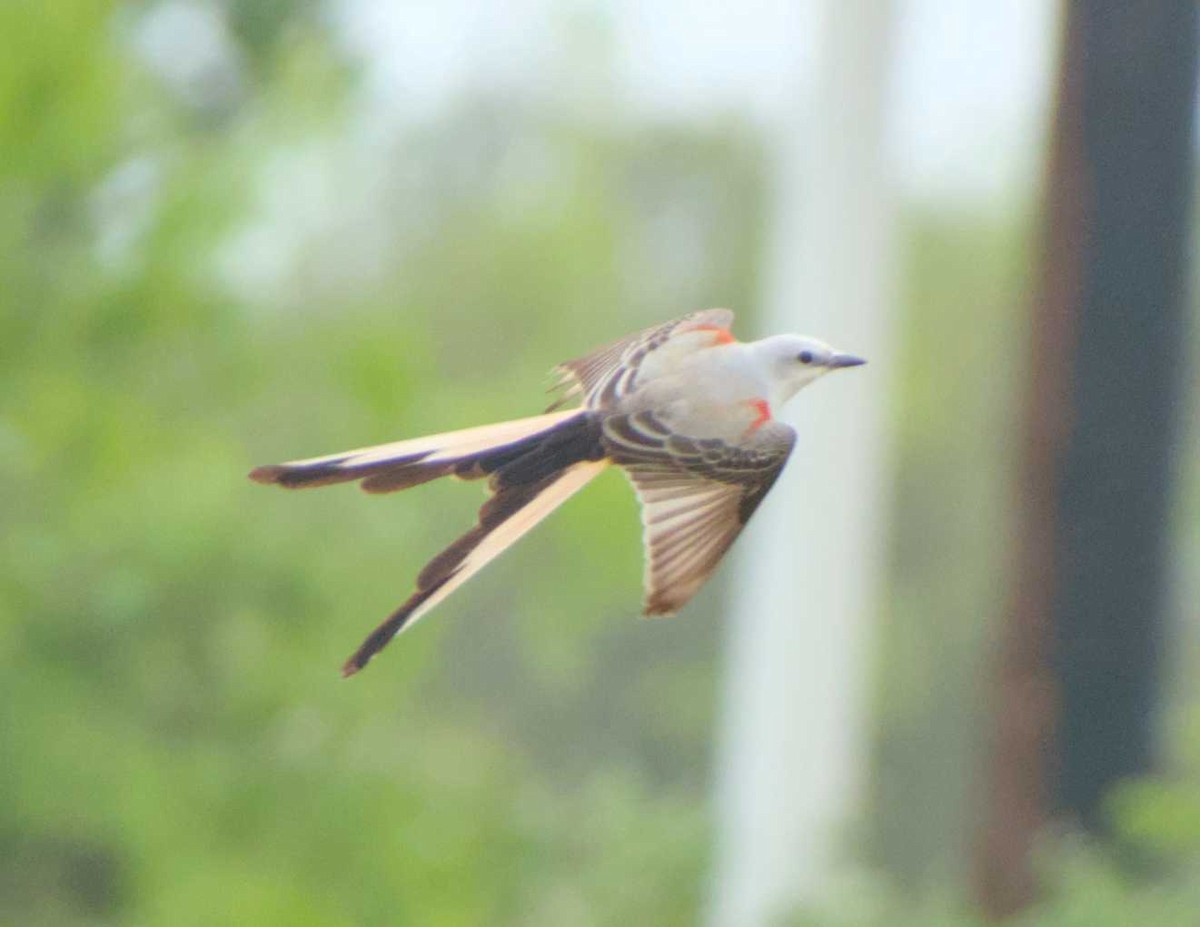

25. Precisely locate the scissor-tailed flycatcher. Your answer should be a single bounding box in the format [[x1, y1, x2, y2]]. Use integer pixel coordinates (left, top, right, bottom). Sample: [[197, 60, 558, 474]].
[[251, 309, 865, 676]]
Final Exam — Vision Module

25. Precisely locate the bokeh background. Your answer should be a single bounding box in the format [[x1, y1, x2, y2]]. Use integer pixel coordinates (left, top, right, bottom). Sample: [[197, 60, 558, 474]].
[[2, 2, 1198, 925]]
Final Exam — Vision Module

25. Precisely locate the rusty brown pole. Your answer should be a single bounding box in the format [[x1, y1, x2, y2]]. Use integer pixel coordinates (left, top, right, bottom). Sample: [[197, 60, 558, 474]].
[[973, 1, 1197, 919]]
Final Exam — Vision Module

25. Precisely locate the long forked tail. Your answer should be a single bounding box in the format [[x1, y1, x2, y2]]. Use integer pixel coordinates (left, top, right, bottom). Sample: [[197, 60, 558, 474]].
[[343, 456, 607, 675], [249, 409, 586, 493], [249, 411, 609, 675]]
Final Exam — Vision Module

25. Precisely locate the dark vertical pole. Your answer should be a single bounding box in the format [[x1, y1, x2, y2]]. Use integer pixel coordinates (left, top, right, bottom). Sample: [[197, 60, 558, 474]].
[[1054, 0, 1197, 828], [974, 1, 1198, 919]]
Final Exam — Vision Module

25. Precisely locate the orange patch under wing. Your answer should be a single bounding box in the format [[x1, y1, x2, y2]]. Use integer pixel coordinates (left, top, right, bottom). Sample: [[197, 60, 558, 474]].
[[694, 324, 737, 345], [747, 399, 771, 431]]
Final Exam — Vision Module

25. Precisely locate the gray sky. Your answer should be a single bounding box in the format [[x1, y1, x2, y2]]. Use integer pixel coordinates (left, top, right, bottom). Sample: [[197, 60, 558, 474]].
[[338, 0, 1059, 202], [131, 0, 1062, 303]]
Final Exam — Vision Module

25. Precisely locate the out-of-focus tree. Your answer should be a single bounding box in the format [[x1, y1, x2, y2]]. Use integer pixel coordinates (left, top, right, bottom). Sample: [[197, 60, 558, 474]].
[[974, 1, 1198, 918], [6, 3, 1200, 926], [0, 4, 768, 925]]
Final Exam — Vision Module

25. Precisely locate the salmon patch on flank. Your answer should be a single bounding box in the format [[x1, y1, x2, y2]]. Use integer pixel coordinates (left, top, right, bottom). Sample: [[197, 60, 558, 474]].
[[747, 399, 771, 431]]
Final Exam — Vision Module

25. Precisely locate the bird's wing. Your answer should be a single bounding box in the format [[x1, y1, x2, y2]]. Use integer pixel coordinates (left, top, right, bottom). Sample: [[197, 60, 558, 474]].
[[549, 308, 736, 410], [602, 411, 796, 615]]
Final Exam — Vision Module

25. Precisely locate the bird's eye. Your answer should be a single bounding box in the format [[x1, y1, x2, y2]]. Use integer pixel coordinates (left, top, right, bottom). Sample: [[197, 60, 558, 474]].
[[798, 350, 814, 365]]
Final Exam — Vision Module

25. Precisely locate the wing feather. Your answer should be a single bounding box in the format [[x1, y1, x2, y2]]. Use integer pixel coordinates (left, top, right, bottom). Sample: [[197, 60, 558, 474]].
[[602, 412, 795, 616], [548, 309, 735, 411]]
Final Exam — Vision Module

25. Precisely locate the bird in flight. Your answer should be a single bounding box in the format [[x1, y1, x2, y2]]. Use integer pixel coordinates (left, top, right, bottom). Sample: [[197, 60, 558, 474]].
[[250, 310, 865, 676]]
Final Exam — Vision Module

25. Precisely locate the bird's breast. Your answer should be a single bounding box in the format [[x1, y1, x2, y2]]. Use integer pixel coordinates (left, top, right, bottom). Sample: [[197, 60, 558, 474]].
[[620, 345, 770, 441]]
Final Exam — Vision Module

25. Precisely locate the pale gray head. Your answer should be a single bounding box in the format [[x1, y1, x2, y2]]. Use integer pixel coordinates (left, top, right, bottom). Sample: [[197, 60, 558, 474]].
[[750, 334, 866, 406]]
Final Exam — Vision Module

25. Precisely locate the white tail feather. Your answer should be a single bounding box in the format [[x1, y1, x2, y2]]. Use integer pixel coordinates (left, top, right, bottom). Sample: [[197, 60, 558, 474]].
[[285, 410, 581, 471], [398, 459, 607, 632], [341, 457, 610, 674]]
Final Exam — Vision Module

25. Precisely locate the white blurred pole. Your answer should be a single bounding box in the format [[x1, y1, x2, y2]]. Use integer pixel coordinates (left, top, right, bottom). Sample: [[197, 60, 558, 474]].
[[708, 2, 896, 926]]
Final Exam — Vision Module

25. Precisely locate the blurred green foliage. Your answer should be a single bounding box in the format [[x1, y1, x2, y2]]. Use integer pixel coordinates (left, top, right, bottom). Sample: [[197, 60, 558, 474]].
[[2, 3, 1198, 926], [0, 3, 741, 924], [785, 749, 1200, 927]]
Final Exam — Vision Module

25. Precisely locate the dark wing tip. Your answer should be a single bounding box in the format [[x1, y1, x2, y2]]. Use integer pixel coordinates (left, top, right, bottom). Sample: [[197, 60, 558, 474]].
[[248, 464, 285, 484], [342, 627, 391, 676], [249, 460, 362, 490]]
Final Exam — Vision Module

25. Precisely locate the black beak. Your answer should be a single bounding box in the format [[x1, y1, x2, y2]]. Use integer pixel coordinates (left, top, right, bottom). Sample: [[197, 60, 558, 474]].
[[828, 353, 867, 369]]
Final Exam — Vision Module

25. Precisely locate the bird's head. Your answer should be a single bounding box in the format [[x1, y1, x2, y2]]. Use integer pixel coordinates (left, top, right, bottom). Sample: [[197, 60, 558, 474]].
[[752, 334, 866, 405]]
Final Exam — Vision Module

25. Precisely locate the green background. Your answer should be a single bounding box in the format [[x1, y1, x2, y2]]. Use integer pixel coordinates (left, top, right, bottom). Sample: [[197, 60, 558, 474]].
[[3, 3, 1199, 924]]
